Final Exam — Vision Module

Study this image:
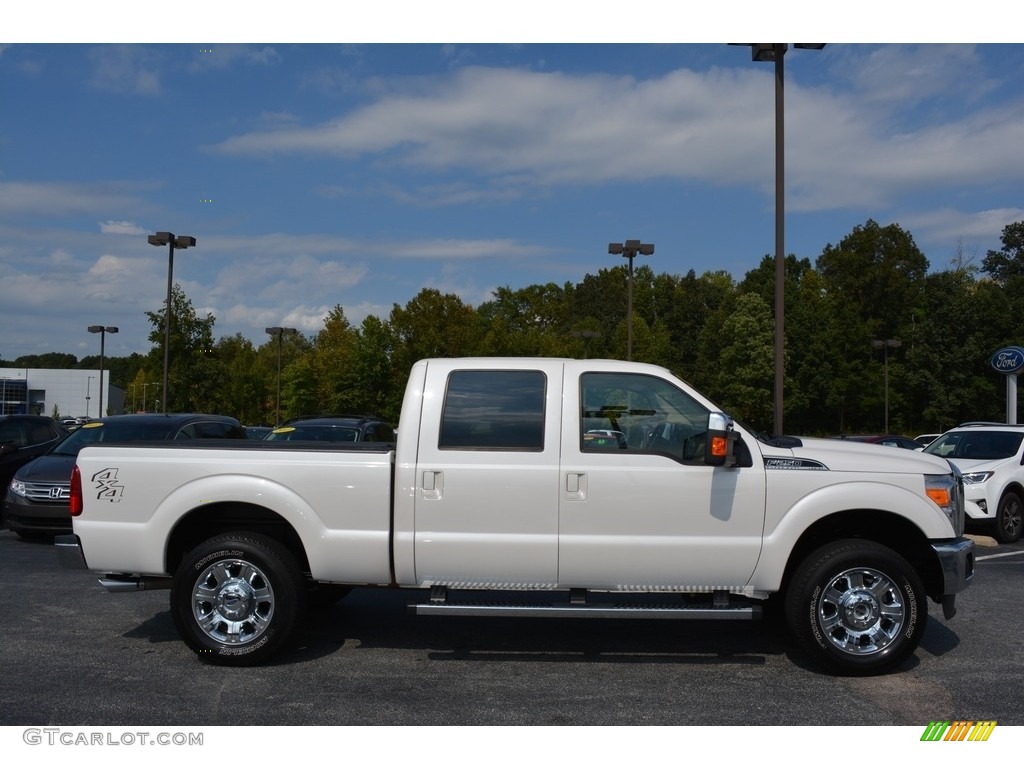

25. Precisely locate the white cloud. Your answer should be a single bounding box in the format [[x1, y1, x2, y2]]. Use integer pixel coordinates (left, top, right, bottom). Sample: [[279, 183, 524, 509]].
[[99, 220, 146, 235], [208, 60, 1024, 214], [88, 45, 162, 95], [0, 181, 155, 216], [187, 44, 282, 73]]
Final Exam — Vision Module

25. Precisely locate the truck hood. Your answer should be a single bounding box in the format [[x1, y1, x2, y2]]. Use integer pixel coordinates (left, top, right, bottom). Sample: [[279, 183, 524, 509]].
[[14, 453, 76, 484], [763, 436, 954, 474]]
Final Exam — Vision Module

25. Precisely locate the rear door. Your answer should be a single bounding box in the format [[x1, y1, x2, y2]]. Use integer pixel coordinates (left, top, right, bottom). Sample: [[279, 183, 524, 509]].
[[413, 360, 563, 587]]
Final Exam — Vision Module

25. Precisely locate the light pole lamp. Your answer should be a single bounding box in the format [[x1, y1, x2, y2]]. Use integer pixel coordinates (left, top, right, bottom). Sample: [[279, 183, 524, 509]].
[[148, 232, 197, 414], [88, 325, 118, 417], [570, 329, 601, 359], [266, 327, 298, 427], [872, 339, 902, 434], [732, 43, 824, 437], [608, 240, 654, 361]]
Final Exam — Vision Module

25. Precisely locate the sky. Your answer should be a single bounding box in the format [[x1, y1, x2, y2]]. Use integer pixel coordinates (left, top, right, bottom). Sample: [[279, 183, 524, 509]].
[[2, 5, 1023, 361]]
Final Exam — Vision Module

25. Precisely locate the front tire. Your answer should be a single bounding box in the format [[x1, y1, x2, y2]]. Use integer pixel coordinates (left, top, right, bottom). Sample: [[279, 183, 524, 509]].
[[784, 540, 927, 675], [171, 532, 307, 666], [993, 491, 1023, 543]]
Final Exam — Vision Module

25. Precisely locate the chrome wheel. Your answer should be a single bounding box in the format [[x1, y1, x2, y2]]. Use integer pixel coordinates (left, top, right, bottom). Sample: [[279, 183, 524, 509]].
[[816, 567, 904, 656], [191, 558, 275, 645], [786, 539, 926, 674]]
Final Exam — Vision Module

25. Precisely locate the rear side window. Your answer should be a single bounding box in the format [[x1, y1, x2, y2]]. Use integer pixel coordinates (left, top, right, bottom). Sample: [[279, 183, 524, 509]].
[[176, 421, 246, 439], [363, 424, 396, 442], [439, 370, 546, 451]]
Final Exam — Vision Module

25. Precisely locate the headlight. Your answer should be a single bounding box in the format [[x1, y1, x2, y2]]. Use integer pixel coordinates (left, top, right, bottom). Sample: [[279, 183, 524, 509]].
[[961, 471, 994, 485], [9, 479, 27, 498], [926, 473, 965, 535]]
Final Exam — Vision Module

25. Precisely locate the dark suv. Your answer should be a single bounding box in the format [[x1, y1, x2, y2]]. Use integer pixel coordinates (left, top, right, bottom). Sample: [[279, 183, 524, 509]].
[[0, 415, 69, 494], [3, 413, 245, 538], [265, 414, 396, 443]]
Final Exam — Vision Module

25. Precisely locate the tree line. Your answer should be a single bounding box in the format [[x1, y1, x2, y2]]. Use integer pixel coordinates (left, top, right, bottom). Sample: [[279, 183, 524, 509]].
[[6, 219, 1024, 437]]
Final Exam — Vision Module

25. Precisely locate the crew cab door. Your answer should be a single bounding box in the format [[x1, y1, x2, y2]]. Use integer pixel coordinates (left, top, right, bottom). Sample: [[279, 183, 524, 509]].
[[412, 361, 563, 587], [557, 362, 766, 588]]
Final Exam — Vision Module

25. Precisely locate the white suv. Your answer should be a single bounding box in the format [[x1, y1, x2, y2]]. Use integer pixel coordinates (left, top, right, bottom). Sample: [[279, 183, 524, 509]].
[[924, 423, 1024, 543]]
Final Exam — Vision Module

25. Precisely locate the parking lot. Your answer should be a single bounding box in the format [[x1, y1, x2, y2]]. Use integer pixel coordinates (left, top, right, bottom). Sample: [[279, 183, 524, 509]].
[[0, 529, 1022, 729]]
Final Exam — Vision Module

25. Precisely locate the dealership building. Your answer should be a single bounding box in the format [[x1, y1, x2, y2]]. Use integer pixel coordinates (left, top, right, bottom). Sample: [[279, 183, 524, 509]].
[[0, 368, 125, 419]]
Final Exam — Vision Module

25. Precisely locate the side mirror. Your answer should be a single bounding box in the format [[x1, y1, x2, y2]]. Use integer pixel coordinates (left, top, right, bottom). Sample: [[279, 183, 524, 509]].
[[705, 412, 737, 467], [0, 442, 19, 458]]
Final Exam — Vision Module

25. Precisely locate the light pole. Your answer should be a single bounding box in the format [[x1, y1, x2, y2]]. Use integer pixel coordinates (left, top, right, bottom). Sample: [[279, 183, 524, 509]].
[[266, 327, 298, 427], [608, 239, 654, 361], [872, 339, 902, 434], [88, 325, 118, 417], [733, 43, 824, 436], [85, 376, 95, 418], [148, 232, 197, 414], [142, 381, 160, 413]]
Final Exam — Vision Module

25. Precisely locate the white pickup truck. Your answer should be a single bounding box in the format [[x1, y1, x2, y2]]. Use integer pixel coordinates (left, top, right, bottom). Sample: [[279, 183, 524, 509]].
[[58, 357, 974, 674]]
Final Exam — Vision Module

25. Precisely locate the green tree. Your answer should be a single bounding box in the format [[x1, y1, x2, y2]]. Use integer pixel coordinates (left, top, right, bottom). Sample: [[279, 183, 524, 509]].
[[351, 315, 400, 422], [144, 284, 217, 412], [15, 353, 78, 368], [815, 220, 929, 431], [703, 293, 775, 432], [308, 306, 360, 414], [389, 289, 480, 376], [477, 283, 571, 357], [981, 221, 1024, 283], [212, 334, 267, 424]]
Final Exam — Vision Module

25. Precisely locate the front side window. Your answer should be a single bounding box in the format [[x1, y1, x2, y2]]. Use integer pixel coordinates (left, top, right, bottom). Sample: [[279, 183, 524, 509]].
[[439, 370, 546, 451], [580, 372, 710, 463]]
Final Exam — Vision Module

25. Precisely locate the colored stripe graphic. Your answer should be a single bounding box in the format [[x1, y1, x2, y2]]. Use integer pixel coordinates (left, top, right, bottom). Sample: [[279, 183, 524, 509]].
[[920, 721, 996, 742]]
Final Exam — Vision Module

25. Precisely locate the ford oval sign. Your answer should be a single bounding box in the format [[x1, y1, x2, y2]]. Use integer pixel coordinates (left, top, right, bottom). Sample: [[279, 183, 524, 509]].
[[990, 346, 1024, 374]]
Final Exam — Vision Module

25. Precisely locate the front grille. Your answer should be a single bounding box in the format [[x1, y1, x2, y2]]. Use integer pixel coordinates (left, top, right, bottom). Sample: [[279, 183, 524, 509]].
[[22, 481, 70, 503]]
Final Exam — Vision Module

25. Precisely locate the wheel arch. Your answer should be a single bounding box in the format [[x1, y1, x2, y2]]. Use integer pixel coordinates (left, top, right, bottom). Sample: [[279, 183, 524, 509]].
[[166, 502, 309, 577], [777, 509, 945, 604]]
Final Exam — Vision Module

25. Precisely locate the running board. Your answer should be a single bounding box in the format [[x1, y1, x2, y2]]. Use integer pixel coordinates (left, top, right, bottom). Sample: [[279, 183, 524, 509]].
[[409, 587, 761, 620]]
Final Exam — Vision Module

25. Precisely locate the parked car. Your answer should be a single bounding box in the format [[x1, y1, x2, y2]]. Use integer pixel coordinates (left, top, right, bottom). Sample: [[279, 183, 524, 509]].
[[923, 423, 1024, 543], [244, 425, 273, 440], [0, 415, 69, 496], [264, 414, 396, 443], [2, 413, 246, 538], [914, 433, 942, 446], [831, 434, 926, 450]]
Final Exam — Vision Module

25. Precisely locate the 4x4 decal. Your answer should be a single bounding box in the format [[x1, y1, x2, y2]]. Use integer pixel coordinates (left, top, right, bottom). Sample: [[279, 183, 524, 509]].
[[92, 467, 124, 502]]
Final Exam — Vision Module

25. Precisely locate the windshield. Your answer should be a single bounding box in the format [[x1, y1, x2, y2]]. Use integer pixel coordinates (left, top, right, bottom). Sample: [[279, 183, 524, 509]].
[[51, 420, 177, 457], [925, 430, 1024, 461]]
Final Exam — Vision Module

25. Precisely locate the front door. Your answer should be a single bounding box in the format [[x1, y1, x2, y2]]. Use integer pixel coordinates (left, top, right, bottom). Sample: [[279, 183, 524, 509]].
[[558, 363, 766, 589]]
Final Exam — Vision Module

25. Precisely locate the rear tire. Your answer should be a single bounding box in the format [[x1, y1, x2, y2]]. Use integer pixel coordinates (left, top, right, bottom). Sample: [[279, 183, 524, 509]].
[[993, 491, 1023, 543], [784, 540, 927, 675], [171, 532, 307, 666]]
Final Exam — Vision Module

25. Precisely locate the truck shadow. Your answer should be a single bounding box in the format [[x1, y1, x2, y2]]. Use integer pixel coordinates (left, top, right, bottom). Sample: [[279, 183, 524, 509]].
[[121, 587, 959, 674], [293, 587, 792, 668]]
